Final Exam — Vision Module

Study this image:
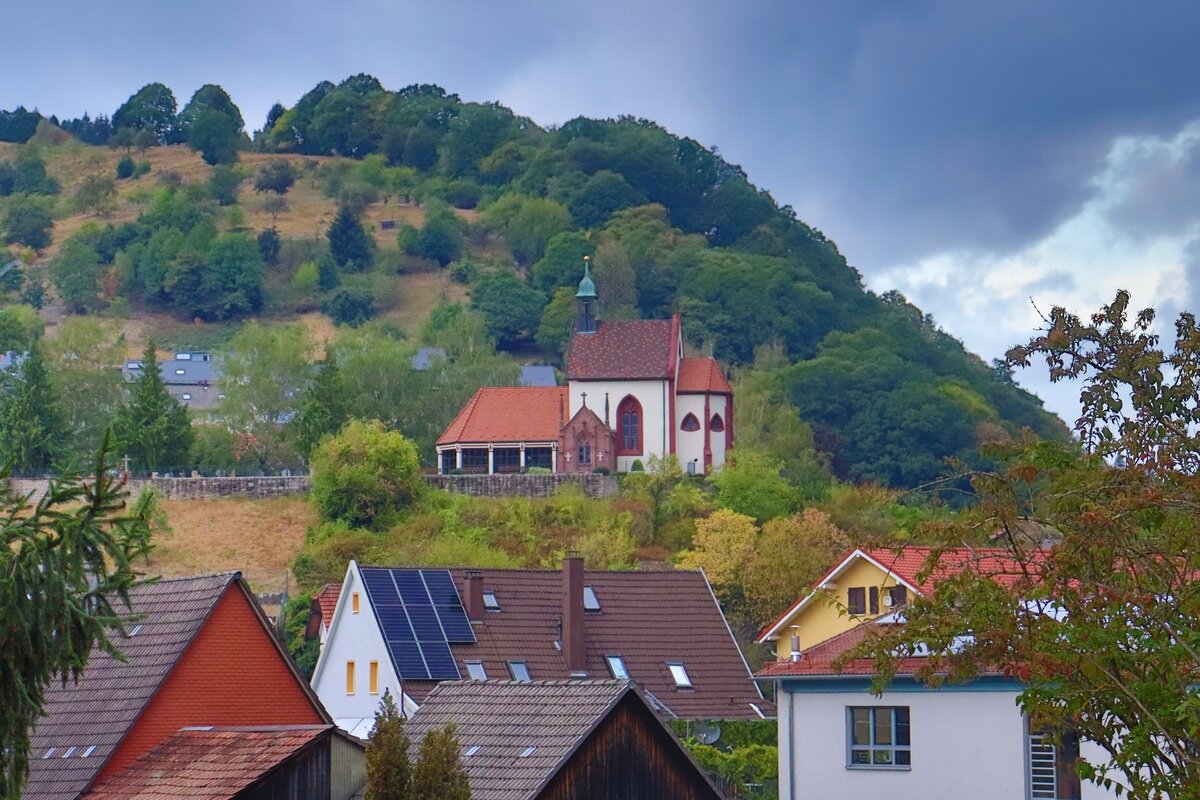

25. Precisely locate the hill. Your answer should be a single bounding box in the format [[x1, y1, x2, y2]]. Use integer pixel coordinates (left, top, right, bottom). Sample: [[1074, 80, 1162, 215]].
[[0, 79, 1070, 488]]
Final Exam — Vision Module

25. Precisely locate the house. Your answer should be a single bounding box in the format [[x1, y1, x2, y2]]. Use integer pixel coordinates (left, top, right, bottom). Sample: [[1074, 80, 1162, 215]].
[[436, 261, 733, 475], [306, 583, 343, 646], [755, 546, 1037, 654], [404, 679, 728, 800], [122, 351, 222, 411], [24, 572, 349, 800], [755, 548, 1118, 800], [82, 726, 365, 800], [311, 556, 767, 737]]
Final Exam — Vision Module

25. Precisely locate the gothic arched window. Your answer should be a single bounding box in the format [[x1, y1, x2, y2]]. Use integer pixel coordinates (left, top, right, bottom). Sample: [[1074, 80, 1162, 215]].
[[617, 395, 642, 455], [710, 413, 725, 432], [680, 413, 700, 432]]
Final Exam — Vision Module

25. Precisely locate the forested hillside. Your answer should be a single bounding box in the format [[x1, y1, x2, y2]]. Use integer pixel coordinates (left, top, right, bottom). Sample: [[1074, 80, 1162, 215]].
[[0, 77, 1068, 487]]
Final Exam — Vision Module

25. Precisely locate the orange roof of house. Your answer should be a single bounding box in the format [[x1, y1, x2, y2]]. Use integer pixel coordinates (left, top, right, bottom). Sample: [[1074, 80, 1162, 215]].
[[677, 358, 732, 394], [315, 583, 340, 629], [437, 386, 568, 446]]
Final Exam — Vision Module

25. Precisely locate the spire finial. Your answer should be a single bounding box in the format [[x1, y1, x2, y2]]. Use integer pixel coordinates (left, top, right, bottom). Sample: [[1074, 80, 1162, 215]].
[[576, 255, 597, 299]]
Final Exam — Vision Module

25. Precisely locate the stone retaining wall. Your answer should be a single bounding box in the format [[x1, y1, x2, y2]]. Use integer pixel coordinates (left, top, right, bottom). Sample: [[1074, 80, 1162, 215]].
[[423, 473, 618, 498]]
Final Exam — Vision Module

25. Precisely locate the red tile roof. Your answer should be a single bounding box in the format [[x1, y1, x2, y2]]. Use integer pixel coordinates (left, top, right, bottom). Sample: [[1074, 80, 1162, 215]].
[[384, 567, 767, 720], [677, 358, 732, 394], [567, 318, 679, 380], [315, 583, 340, 630], [436, 386, 568, 446], [25, 574, 239, 800], [83, 727, 334, 799]]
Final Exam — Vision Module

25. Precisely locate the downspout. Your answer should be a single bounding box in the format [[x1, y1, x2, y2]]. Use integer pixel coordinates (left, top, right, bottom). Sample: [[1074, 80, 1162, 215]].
[[789, 683, 798, 800]]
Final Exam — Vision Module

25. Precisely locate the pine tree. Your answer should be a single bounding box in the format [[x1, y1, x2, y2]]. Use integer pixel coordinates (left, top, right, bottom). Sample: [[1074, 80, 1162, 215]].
[[291, 355, 349, 458], [365, 691, 411, 800], [409, 724, 470, 800], [327, 204, 374, 270], [111, 341, 194, 472], [0, 344, 66, 471]]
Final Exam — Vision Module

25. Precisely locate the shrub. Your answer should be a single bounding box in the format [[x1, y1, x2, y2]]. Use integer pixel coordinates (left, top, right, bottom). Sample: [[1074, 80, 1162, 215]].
[[630, 459, 644, 472], [444, 179, 481, 209], [310, 419, 423, 529], [322, 286, 377, 327], [115, 155, 136, 179]]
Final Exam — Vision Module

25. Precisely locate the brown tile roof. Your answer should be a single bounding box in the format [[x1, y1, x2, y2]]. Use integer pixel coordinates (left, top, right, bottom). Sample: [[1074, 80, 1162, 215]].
[[436, 387, 567, 446], [566, 318, 678, 380], [315, 583, 340, 630], [25, 574, 238, 800], [677, 358, 732, 394], [404, 680, 631, 800], [83, 727, 335, 799], [395, 567, 766, 720]]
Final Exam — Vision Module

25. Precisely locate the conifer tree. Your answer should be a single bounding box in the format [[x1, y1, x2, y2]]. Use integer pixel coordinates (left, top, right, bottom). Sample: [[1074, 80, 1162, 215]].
[[291, 355, 349, 458], [111, 341, 194, 472], [0, 344, 65, 471], [365, 691, 410, 800], [410, 723, 470, 800], [327, 204, 374, 270]]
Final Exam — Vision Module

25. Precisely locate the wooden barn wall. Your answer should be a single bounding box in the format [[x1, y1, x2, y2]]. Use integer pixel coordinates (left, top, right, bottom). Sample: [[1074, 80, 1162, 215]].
[[538, 695, 725, 800], [330, 733, 367, 800], [242, 739, 331, 800]]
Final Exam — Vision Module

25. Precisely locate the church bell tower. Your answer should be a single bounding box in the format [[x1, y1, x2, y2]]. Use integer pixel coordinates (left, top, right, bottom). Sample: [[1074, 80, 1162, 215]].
[[576, 256, 597, 334]]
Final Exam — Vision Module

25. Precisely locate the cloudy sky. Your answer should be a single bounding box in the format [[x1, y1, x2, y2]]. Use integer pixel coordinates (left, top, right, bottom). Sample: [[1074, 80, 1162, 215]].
[[4, 1, 1199, 422]]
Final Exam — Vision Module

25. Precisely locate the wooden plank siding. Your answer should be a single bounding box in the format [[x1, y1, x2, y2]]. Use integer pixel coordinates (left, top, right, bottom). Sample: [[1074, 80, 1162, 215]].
[[537, 694, 725, 800]]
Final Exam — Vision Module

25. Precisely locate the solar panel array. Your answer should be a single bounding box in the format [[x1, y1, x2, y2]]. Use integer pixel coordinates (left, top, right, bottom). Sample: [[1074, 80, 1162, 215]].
[[361, 568, 476, 681]]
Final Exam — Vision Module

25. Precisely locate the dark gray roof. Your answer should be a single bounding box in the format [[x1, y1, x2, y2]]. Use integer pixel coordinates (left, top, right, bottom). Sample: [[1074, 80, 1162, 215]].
[[24, 573, 237, 800], [412, 347, 447, 371], [405, 680, 631, 800], [518, 365, 557, 387], [122, 358, 221, 386]]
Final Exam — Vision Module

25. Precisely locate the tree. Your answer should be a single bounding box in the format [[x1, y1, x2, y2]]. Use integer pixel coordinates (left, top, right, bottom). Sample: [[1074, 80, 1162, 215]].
[[45, 317, 127, 463], [291, 355, 349, 458], [468, 270, 544, 348], [262, 194, 290, 220], [409, 724, 470, 800], [74, 174, 117, 216], [49, 239, 104, 312], [176, 83, 244, 140], [257, 227, 281, 264], [405, 204, 464, 266], [165, 232, 264, 320], [0, 450, 157, 798], [535, 286, 576, 362], [677, 508, 758, 598], [208, 164, 243, 205], [365, 691, 410, 800], [3, 198, 52, 251], [218, 322, 314, 470], [710, 449, 800, 523], [740, 509, 849, 625], [861, 291, 1200, 799], [322, 285, 376, 327], [111, 341, 194, 471], [254, 160, 296, 194], [481, 193, 572, 264], [327, 205, 374, 270], [310, 419, 422, 529], [112, 82, 178, 144], [115, 155, 136, 179], [0, 344, 66, 471], [0, 305, 43, 353], [187, 109, 241, 166]]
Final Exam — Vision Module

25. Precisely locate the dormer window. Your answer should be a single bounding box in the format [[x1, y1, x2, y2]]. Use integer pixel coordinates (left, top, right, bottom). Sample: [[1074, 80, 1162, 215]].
[[583, 585, 600, 612], [668, 662, 692, 688], [606, 655, 629, 680], [483, 591, 500, 611]]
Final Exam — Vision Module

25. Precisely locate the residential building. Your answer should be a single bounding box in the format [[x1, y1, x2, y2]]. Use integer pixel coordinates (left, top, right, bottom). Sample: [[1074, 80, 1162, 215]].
[[436, 262, 733, 475], [306, 582, 343, 646], [311, 556, 767, 737], [122, 351, 222, 411], [405, 679, 728, 800], [25, 573, 344, 800]]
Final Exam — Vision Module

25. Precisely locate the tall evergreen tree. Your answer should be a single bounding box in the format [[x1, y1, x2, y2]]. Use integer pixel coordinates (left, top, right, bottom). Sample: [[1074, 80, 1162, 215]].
[[327, 204, 374, 270], [291, 355, 349, 458], [409, 723, 470, 800], [111, 341, 194, 472], [0, 344, 65, 472], [365, 691, 410, 800]]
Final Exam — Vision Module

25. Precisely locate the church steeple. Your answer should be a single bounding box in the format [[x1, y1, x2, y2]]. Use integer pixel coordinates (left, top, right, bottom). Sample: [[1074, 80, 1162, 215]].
[[576, 256, 597, 334]]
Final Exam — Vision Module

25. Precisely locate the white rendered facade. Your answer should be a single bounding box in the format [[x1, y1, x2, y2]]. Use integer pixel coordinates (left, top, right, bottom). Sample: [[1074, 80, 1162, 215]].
[[311, 561, 419, 736], [774, 678, 1123, 800], [569, 379, 670, 472]]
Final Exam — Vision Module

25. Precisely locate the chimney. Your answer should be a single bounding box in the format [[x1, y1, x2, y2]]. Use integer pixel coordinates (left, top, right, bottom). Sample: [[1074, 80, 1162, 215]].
[[465, 571, 484, 623], [789, 625, 802, 662], [563, 553, 586, 675]]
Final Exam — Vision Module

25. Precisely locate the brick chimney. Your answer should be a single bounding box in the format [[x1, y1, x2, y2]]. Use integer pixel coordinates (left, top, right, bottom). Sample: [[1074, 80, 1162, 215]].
[[563, 553, 586, 675], [465, 571, 484, 623]]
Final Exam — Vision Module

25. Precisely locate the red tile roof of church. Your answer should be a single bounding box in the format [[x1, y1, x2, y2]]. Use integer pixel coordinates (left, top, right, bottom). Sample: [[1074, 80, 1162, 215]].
[[677, 358, 732, 394], [436, 386, 568, 445], [567, 318, 678, 380]]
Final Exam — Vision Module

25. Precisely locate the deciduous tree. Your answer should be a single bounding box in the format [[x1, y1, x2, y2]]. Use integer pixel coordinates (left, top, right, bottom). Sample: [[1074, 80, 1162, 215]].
[[310, 419, 422, 528]]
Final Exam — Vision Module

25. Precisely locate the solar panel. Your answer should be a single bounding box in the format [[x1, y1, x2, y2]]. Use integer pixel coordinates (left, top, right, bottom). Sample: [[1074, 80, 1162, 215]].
[[419, 640, 460, 679], [362, 570, 401, 604], [407, 606, 444, 641], [436, 606, 475, 643], [376, 606, 416, 642], [393, 571, 428, 605], [421, 570, 459, 605], [388, 641, 430, 681]]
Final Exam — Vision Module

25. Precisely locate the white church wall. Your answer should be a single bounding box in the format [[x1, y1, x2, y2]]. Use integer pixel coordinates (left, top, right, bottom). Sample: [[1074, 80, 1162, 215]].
[[712, 394, 730, 470], [569, 379, 669, 472], [676, 393, 707, 474]]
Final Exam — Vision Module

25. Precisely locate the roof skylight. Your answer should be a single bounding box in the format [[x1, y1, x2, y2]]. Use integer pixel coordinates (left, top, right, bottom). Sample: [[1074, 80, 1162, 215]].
[[582, 585, 600, 611]]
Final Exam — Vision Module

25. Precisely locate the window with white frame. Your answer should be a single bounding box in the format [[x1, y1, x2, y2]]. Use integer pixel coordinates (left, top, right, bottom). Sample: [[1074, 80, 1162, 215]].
[[483, 591, 500, 611], [582, 585, 600, 611], [847, 706, 910, 767], [606, 655, 629, 680], [465, 661, 487, 681], [508, 661, 531, 682], [667, 662, 692, 688]]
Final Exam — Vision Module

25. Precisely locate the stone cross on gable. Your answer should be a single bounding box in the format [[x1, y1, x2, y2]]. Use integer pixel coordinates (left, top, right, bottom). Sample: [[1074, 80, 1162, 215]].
[[581, 391, 588, 407]]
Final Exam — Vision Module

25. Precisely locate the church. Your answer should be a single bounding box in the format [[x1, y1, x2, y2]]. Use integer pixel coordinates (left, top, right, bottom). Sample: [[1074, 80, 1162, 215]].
[[435, 261, 733, 475]]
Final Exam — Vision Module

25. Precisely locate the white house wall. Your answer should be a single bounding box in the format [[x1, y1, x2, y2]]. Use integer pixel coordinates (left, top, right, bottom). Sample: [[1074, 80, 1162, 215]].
[[777, 683, 1122, 800], [569, 379, 669, 472], [311, 563, 407, 730]]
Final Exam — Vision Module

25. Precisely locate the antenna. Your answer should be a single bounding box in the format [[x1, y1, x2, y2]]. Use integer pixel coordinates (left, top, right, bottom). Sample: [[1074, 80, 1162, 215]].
[[696, 721, 721, 745]]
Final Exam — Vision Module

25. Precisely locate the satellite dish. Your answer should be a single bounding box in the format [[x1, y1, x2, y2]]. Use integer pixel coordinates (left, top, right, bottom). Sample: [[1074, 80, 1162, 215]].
[[696, 721, 721, 745]]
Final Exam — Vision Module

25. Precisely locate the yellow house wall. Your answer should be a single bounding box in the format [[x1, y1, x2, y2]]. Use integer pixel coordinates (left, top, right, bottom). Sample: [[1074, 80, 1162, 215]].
[[771, 557, 905, 660]]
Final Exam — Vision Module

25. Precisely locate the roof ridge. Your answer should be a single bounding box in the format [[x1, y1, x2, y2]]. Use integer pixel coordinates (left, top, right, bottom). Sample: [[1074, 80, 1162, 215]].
[[143, 571, 240, 585]]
